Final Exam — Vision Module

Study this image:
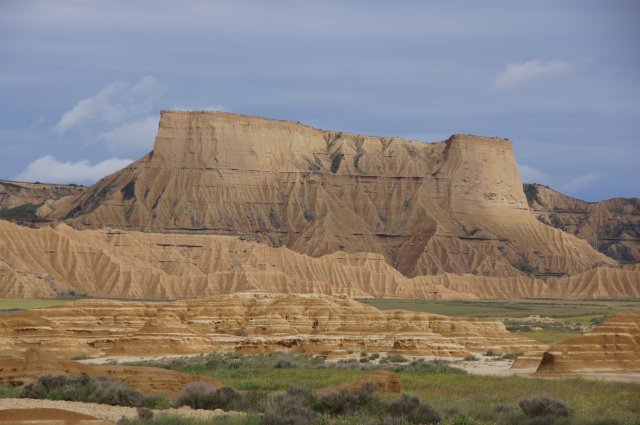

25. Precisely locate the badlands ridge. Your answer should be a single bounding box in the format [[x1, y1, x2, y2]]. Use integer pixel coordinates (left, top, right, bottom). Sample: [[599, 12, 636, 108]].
[[0, 111, 638, 300]]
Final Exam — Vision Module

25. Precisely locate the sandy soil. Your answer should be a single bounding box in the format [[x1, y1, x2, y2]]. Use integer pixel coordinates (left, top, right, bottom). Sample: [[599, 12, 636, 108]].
[[0, 408, 109, 425], [0, 399, 242, 424]]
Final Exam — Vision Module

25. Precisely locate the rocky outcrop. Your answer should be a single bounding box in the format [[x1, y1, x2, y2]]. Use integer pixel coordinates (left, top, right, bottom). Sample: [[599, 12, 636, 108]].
[[0, 348, 222, 397], [536, 313, 640, 377], [525, 183, 640, 263], [0, 293, 547, 360], [2, 220, 638, 300], [42, 111, 613, 278]]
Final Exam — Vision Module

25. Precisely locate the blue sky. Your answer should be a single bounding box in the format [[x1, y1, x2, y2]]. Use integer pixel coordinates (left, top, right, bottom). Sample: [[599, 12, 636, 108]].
[[1, 1, 638, 201]]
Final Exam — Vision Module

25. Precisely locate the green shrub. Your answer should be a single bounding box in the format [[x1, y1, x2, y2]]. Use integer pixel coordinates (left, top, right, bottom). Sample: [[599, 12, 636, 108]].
[[389, 393, 441, 424], [261, 386, 318, 425], [117, 416, 215, 425], [380, 354, 407, 364], [393, 359, 465, 375], [143, 394, 172, 410], [20, 374, 145, 407], [519, 396, 569, 419], [137, 407, 153, 420], [175, 382, 249, 411], [318, 382, 377, 415], [273, 358, 295, 369]]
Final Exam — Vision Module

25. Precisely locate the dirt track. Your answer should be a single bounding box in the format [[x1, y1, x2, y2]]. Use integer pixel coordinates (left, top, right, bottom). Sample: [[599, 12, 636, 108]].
[[0, 399, 241, 423]]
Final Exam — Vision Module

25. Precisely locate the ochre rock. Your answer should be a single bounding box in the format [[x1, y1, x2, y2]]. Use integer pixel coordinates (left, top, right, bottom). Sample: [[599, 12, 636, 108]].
[[535, 313, 640, 377], [0, 348, 222, 397], [0, 293, 546, 360], [525, 183, 640, 263], [42, 111, 614, 278], [2, 220, 638, 300], [316, 370, 402, 396]]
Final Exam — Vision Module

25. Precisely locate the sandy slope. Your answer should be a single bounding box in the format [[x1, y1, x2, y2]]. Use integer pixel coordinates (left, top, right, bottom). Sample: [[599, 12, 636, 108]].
[[1, 220, 638, 300]]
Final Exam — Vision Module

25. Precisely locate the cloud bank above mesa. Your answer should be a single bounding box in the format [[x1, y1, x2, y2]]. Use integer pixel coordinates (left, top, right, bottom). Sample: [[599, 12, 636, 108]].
[[16, 76, 226, 184], [15, 74, 606, 196]]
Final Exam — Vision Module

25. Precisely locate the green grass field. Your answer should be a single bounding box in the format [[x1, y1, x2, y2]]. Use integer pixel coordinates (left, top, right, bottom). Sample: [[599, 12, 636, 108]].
[[359, 299, 640, 320], [0, 298, 66, 311], [126, 353, 640, 424], [361, 299, 640, 346]]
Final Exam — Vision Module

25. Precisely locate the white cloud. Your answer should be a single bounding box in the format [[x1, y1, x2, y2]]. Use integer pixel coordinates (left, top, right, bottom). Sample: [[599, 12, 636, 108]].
[[16, 155, 133, 184], [519, 164, 552, 184], [98, 115, 158, 151], [493, 59, 569, 90], [559, 173, 606, 194], [54, 76, 162, 134]]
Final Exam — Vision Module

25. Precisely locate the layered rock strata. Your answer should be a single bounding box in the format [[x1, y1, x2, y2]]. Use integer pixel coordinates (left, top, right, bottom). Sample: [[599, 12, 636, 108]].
[[2, 220, 638, 300], [0, 293, 547, 360], [42, 111, 613, 278], [536, 313, 640, 377]]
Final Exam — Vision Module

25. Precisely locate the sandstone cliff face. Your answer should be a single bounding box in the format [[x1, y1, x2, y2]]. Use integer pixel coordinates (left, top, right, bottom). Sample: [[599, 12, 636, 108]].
[[2, 220, 638, 300], [44, 111, 613, 278], [525, 183, 640, 263], [0, 293, 547, 359], [536, 313, 640, 377]]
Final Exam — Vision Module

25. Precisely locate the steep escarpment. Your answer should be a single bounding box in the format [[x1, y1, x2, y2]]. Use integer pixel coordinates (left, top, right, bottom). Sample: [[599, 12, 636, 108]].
[[525, 183, 640, 263], [2, 220, 638, 300], [536, 313, 640, 378], [0, 293, 547, 359], [43, 111, 613, 278]]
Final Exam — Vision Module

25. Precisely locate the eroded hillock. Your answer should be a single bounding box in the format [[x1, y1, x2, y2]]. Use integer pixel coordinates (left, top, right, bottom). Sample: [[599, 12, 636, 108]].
[[525, 183, 640, 263], [0, 293, 547, 359], [42, 111, 613, 278], [536, 313, 640, 378], [0, 180, 84, 221]]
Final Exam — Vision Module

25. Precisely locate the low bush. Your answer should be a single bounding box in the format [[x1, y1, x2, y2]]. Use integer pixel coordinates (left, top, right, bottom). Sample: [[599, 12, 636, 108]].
[[117, 416, 216, 425], [273, 358, 295, 369], [20, 374, 145, 407], [318, 382, 377, 415], [143, 394, 172, 410], [380, 354, 407, 364], [174, 382, 249, 412], [519, 396, 569, 419], [393, 359, 465, 375], [261, 386, 318, 425], [389, 393, 441, 424], [137, 407, 153, 420]]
